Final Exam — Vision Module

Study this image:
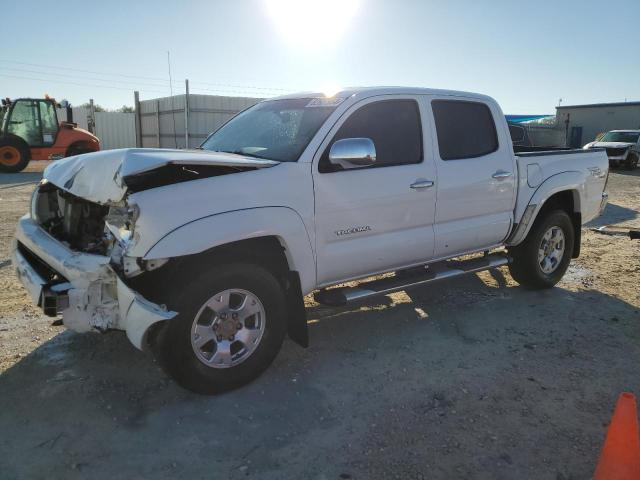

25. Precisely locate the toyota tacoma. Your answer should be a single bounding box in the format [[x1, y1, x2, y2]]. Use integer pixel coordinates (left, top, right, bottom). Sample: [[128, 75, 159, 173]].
[[13, 87, 609, 393]]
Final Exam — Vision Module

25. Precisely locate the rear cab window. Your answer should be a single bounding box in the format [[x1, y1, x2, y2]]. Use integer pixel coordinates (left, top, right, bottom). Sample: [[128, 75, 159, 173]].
[[319, 99, 423, 172], [431, 99, 499, 160], [508, 124, 526, 143]]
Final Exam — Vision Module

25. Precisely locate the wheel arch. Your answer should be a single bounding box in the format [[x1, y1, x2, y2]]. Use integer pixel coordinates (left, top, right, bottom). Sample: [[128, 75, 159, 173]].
[[140, 207, 316, 291], [508, 171, 584, 257], [133, 207, 315, 348], [1, 133, 30, 149]]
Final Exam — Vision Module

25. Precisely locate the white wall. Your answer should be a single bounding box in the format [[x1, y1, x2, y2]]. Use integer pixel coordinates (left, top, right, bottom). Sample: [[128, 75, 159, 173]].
[[138, 94, 261, 149], [56, 107, 136, 150], [94, 112, 136, 150], [557, 104, 640, 146]]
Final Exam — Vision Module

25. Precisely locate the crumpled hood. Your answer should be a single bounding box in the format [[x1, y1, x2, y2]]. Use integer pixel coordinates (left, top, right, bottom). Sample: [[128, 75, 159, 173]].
[[43, 148, 279, 204]]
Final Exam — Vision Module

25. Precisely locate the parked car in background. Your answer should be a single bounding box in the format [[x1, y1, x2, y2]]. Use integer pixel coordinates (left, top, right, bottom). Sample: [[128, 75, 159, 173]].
[[583, 130, 640, 169], [14, 87, 609, 393]]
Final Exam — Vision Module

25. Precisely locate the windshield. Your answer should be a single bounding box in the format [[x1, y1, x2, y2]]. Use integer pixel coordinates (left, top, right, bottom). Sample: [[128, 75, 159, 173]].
[[599, 131, 640, 143], [201, 98, 338, 162]]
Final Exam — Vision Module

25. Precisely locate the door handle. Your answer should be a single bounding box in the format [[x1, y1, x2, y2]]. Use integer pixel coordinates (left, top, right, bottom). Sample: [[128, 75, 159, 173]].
[[410, 179, 435, 189], [492, 170, 512, 180]]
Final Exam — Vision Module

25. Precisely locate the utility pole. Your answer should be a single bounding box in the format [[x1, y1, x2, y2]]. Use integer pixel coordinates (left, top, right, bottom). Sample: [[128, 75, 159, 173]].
[[89, 98, 96, 134], [184, 79, 190, 149], [134, 91, 142, 148], [167, 51, 177, 148]]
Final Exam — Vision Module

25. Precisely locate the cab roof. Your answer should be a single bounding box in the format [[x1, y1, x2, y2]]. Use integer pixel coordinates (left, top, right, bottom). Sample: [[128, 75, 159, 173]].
[[269, 86, 495, 103]]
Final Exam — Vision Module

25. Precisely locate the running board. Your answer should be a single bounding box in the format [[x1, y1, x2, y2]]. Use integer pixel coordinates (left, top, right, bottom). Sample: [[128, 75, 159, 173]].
[[314, 253, 510, 306]]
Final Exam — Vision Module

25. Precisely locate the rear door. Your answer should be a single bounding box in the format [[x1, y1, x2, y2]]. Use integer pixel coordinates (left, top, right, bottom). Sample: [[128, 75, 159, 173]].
[[38, 100, 59, 146], [427, 97, 516, 258], [312, 96, 437, 285]]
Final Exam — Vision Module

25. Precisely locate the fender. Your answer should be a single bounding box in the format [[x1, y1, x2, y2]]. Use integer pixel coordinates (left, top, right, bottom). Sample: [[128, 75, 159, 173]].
[[507, 171, 584, 246], [142, 206, 317, 295]]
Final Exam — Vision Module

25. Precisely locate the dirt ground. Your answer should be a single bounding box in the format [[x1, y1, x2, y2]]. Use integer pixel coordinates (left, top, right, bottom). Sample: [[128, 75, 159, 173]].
[[1, 162, 639, 479]]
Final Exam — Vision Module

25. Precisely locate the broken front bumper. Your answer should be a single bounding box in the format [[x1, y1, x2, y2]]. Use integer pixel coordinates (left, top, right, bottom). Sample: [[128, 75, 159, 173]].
[[13, 215, 176, 350]]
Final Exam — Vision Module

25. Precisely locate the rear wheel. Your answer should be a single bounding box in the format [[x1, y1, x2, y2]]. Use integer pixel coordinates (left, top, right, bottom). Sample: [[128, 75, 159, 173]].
[[0, 137, 30, 173], [152, 263, 287, 394], [508, 210, 574, 289]]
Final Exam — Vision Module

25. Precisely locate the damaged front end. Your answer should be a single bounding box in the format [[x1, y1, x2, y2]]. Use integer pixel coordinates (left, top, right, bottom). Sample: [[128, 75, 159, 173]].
[[14, 179, 175, 349], [14, 148, 280, 348]]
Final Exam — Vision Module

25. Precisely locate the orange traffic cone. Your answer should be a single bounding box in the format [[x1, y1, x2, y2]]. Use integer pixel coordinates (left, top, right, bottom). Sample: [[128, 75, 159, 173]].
[[594, 392, 640, 480]]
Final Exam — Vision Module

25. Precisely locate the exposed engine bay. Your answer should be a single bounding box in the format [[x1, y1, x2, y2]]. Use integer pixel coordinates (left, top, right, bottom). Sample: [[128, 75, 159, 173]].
[[31, 181, 112, 254]]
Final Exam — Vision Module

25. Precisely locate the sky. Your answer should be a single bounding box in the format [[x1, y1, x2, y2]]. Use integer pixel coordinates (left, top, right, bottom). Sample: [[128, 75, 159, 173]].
[[1, 0, 639, 114]]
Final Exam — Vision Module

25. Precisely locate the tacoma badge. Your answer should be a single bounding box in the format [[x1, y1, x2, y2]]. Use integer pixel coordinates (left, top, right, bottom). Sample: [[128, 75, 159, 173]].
[[335, 226, 372, 236]]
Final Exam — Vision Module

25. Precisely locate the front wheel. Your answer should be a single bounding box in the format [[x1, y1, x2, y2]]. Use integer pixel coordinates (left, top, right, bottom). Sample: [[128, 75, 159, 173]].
[[152, 263, 287, 394], [508, 210, 574, 289], [625, 153, 638, 170], [0, 137, 30, 173]]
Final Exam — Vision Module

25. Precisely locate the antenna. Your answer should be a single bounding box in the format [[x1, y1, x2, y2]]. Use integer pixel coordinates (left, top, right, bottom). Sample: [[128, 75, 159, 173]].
[[167, 51, 174, 97], [167, 51, 177, 148]]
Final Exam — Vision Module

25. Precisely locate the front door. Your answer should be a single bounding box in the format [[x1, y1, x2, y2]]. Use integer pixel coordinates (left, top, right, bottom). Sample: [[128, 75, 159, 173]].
[[313, 96, 437, 286], [5, 99, 59, 147], [6, 99, 41, 145], [39, 100, 59, 146]]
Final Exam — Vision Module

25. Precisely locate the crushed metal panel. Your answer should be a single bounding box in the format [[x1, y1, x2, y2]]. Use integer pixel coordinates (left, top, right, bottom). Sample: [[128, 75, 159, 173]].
[[116, 278, 176, 350], [43, 148, 279, 205], [44, 150, 128, 204]]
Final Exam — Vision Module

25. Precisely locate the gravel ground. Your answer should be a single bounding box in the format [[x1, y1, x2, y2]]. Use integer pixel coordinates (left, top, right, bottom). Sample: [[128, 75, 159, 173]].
[[0, 163, 639, 479]]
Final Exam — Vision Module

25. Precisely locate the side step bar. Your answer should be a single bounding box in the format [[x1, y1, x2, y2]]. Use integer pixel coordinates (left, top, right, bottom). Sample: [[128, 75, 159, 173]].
[[314, 252, 510, 307]]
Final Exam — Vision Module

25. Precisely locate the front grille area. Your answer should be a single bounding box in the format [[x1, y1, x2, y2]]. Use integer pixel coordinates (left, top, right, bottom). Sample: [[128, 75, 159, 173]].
[[606, 147, 627, 157], [17, 242, 67, 283], [33, 183, 110, 254]]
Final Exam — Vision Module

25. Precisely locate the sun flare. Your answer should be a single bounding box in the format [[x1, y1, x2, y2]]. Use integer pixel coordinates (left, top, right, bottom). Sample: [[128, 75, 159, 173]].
[[264, 0, 360, 49]]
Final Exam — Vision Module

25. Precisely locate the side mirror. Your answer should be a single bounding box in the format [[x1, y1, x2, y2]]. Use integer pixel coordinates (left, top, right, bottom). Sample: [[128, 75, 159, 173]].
[[329, 138, 376, 169]]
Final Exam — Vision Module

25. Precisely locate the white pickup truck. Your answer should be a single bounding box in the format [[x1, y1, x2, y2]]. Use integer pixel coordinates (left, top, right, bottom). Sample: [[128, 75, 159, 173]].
[[583, 129, 640, 169], [14, 87, 609, 393]]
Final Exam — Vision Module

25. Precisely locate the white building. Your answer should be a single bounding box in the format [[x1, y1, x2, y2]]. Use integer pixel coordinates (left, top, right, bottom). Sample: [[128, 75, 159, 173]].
[[556, 101, 640, 147]]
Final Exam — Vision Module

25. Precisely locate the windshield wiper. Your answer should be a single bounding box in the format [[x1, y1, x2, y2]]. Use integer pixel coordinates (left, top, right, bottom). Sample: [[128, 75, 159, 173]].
[[214, 149, 270, 160]]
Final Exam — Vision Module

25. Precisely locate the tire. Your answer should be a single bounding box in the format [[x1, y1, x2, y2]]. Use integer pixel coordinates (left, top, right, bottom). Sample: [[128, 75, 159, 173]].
[[152, 263, 287, 394], [508, 210, 574, 289], [0, 137, 30, 173], [625, 153, 638, 170]]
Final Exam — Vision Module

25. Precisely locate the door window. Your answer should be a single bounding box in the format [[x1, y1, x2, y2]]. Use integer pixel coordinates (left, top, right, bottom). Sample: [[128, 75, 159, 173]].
[[39, 100, 58, 145], [6, 100, 41, 145], [319, 100, 423, 172], [431, 100, 498, 160]]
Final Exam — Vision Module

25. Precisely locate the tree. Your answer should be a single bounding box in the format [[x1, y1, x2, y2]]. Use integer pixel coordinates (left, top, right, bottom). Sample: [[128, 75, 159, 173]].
[[78, 102, 105, 112], [118, 105, 134, 113]]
